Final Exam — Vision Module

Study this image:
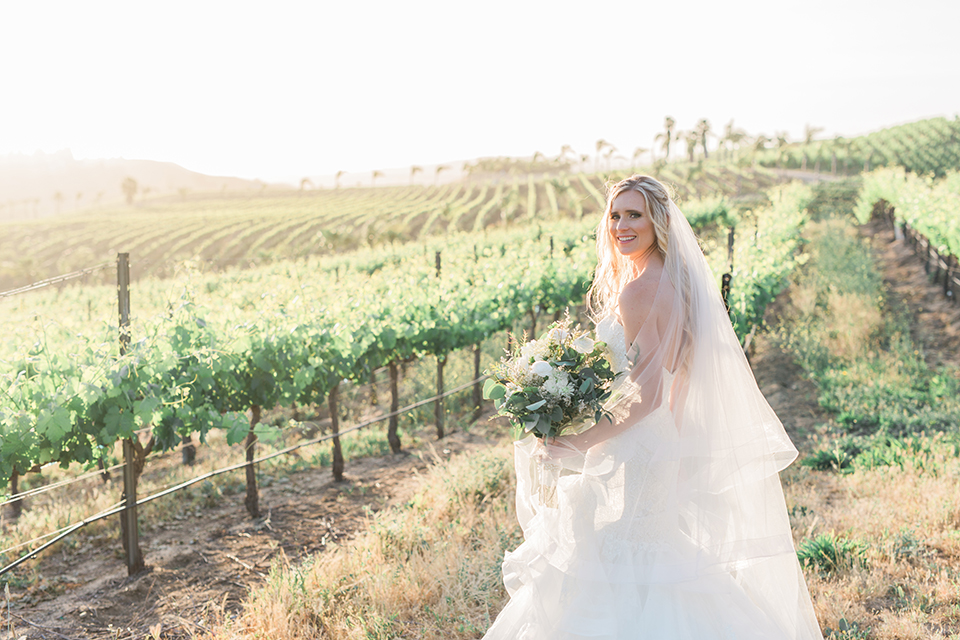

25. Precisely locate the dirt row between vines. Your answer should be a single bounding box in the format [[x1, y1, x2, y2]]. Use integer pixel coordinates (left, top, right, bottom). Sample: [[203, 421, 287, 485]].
[[6, 215, 959, 640], [2, 424, 504, 640]]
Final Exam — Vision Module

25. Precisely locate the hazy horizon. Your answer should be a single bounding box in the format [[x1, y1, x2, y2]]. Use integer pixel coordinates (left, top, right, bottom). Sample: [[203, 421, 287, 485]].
[[1, 0, 957, 184]]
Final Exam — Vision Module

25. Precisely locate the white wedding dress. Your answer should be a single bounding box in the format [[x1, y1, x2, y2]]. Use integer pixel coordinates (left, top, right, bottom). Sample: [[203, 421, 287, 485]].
[[482, 316, 823, 639]]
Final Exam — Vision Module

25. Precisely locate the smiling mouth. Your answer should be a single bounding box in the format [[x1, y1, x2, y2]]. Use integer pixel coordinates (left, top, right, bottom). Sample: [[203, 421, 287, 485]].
[[616, 235, 637, 243]]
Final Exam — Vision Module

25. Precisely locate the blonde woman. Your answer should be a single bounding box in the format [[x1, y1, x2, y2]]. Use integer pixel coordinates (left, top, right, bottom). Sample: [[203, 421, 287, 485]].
[[483, 175, 822, 639]]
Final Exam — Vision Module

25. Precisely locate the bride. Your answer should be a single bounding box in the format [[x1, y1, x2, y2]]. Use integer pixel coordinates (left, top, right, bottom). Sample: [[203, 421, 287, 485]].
[[482, 175, 823, 639]]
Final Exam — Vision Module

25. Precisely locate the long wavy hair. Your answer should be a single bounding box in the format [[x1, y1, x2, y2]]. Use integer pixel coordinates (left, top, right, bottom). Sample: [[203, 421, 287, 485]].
[[586, 175, 673, 321]]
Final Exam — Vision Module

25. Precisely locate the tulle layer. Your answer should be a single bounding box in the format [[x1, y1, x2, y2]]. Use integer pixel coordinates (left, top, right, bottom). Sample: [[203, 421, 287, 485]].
[[483, 409, 822, 639]]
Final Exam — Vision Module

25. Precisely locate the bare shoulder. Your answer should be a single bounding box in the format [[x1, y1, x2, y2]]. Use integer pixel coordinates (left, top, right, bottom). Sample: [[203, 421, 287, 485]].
[[618, 264, 664, 343]]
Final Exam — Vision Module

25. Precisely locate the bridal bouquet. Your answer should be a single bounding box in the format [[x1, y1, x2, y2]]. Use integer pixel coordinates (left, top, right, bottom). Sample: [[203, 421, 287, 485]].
[[483, 315, 619, 441]]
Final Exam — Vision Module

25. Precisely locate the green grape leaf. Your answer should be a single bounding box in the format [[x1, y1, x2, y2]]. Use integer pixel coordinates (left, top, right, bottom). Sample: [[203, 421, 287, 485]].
[[226, 419, 250, 446]]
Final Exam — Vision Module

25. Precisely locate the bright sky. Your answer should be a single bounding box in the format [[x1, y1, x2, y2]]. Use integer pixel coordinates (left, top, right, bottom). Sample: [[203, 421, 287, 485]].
[[1, 0, 957, 183]]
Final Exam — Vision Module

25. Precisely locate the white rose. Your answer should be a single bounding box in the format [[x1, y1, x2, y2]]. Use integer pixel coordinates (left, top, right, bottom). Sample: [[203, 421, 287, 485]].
[[571, 336, 595, 354], [530, 360, 553, 377]]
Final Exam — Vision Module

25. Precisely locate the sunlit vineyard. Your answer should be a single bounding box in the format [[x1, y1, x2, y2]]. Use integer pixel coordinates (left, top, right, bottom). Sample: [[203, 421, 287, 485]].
[[0, 181, 811, 489], [856, 166, 960, 256], [754, 116, 960, 177], [0, 166, 782, 289]]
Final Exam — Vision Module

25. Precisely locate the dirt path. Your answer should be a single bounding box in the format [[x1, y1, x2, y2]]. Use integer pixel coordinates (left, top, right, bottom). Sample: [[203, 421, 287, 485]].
[[3, 426, 501, 640], [862, 218, 960, 369]]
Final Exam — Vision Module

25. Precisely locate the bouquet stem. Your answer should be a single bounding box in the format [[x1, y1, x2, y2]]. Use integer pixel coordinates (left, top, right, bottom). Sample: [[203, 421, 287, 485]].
[[538, 458, 561, 508]]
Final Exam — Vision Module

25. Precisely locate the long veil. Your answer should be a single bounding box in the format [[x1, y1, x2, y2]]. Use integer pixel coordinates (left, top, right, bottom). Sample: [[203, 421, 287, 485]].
[[501, 200, 823, 638]]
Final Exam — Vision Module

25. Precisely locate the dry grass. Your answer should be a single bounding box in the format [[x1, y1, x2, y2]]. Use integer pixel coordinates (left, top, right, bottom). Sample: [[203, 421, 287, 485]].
[[203, 442, 521, 639], [785, 457, 960, 638]]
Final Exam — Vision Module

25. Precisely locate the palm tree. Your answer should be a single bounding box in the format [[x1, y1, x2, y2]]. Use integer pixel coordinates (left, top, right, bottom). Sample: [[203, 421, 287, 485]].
[[720, 120, 748, 161], [683, 131, 698, 163], [694, 119, 712, 159], [803, 124, 824, 146], [559, 145, 575, 162], [371, 170, 384, 187], [656, 117, 676, 162], [435, 164, 450, 186], [579, 154, 590, 172], [594, 139, 612, 173], [410, 165, 423, 185], [53, 191, 63, 214], [299, 177, 313, 191], [752, 135, 771, 167], [631, 146, 648, 170], [75, 191, 83, 210], [602, 144, 618, 172], [335, 170, 345, 189]]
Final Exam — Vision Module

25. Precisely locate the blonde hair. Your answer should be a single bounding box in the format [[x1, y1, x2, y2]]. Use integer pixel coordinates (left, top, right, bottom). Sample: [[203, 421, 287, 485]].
[[587, 175, 673, 320]]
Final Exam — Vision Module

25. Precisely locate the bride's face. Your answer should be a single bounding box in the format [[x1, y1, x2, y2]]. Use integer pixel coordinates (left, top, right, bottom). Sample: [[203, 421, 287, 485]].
[[608, 190, 656, 258]]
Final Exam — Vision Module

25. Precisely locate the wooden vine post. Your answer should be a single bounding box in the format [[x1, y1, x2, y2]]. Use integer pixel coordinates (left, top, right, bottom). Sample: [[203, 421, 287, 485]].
[[722, 225, 735, 313], [328, 383, 344, 481], [8, 470, 21, 520], [435, 250, 445, 438], [245, 405, 260, 518], [181, 435, 196, 466], [435, 355, 446, 439], [388, 362, 402, 453], [117, 253, 145, 575], [473, 344, 482, 422]]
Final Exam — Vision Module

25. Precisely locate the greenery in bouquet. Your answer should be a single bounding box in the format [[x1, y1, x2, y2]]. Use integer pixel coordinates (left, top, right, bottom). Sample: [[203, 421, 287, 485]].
[[482, 315, 619, 440]]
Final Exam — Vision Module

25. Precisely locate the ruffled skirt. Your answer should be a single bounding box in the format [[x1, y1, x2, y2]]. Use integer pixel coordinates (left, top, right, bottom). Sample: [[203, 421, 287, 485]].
[[483, 407, 822, 639]]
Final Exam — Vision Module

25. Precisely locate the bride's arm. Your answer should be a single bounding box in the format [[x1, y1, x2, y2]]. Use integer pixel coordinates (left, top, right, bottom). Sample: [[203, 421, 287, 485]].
[[544, 275, 669, 458]]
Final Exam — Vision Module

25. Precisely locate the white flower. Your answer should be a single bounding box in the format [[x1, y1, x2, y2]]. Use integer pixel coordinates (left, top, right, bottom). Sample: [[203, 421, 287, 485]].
[[520, 339, 550, 362], [530, 360, 553, 377], [571, 335, 595, 354], [542, 370, 574, 401], [548, 327, 570, 344]]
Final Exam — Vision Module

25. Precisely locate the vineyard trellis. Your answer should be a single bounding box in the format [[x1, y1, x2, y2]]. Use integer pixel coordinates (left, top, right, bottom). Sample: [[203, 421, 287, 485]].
[[0, 371, 488, 579], [0, 181, 813, 581], [874, 200, 960, 302]]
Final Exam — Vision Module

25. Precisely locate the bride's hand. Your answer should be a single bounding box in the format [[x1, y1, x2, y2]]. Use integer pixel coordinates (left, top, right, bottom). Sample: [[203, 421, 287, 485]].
[[539, 435, 582, 461]]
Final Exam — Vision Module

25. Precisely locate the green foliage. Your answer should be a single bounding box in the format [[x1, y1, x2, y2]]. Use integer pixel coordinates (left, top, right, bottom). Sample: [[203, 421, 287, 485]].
[[756, 116, 960, 178], [805, 178, 862, 221], [856, 166, 960, 257], [714, 182, 813, 337], [485, 317, 618, 439], [797, 532, 867, 574], [802, 432, 960, 476], [0, 166, 781, 290], [0, 178, 810, 481], [780, 215, 960, 439], [823, 617, 870, 639]]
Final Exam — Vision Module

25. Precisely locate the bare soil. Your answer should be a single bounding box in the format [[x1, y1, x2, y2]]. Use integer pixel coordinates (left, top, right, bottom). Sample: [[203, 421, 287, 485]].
[[1, 424, 502, 640], [861, 217, 960, 370], [5, 214, 959, 640]]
